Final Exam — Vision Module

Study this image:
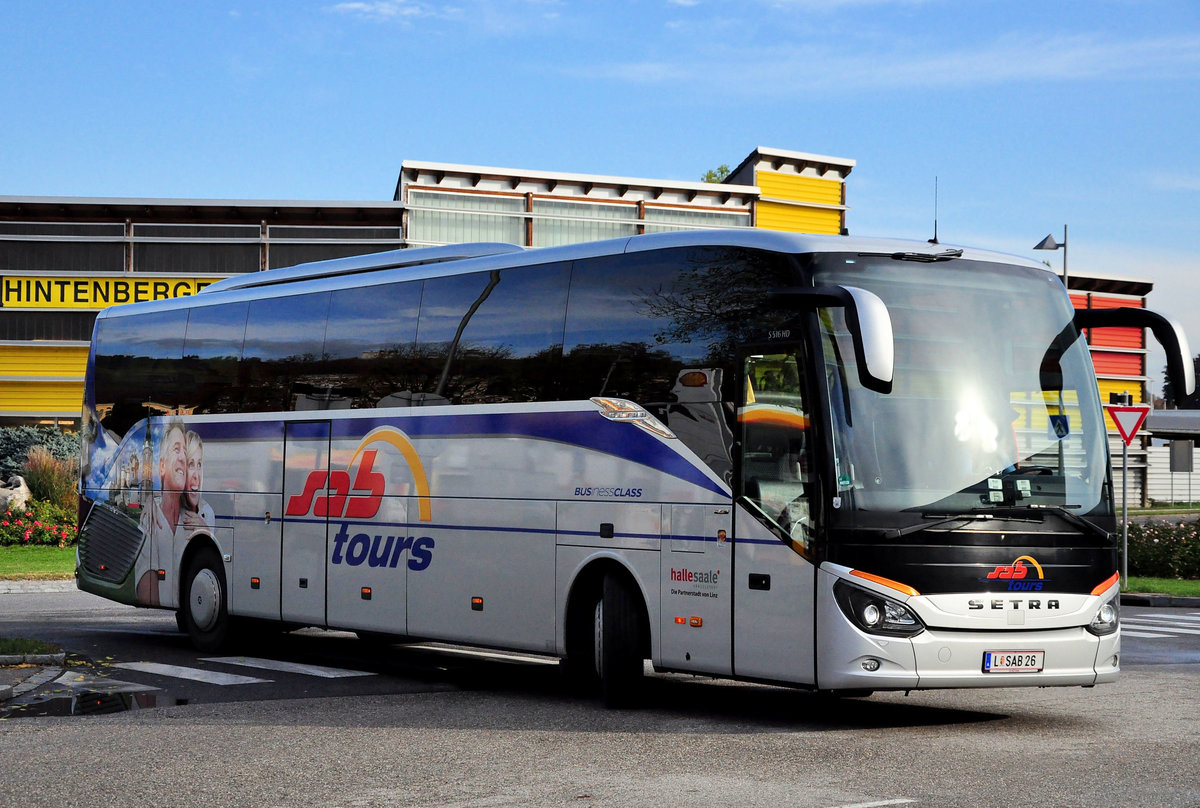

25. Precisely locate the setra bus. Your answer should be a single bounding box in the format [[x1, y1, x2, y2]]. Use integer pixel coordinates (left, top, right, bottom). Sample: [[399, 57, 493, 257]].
[[75, 230, 1194, 705]]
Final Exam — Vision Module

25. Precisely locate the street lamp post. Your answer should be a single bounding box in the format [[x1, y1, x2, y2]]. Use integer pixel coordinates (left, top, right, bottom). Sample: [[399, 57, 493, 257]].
[[1034, 225, 1069, 290]]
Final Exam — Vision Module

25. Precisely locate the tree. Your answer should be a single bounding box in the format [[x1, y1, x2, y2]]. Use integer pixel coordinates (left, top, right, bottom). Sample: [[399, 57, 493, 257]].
[[701, 164, 731, 183], [1162, 354, 1200, 408]]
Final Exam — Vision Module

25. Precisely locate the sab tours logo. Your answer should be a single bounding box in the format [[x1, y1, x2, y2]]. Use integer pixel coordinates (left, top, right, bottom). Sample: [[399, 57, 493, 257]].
[[981, 555, 1049, 591], [284, 426, 435, 571]]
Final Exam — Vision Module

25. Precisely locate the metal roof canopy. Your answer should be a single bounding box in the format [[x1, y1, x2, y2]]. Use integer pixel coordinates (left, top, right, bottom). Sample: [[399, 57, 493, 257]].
[[1145, 410, 1200, 440], [0, 196, 404, 226]]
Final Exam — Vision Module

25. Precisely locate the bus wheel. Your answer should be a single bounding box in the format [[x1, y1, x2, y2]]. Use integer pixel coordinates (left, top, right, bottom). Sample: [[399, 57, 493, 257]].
[[594, 573, 644, 708], [181, 546, 230, 652]]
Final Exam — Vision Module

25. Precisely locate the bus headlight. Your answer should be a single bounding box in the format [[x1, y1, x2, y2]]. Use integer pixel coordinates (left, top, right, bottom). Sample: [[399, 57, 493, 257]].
[[1086, 596, 1119, 636], [834, 580, 925, 638]]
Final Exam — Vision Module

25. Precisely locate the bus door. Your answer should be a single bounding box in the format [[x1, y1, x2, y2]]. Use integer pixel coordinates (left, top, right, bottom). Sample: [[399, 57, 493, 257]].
[[282, 420, 332, 626], [732, 349, 817, 685], [661, 504, 733, 675]]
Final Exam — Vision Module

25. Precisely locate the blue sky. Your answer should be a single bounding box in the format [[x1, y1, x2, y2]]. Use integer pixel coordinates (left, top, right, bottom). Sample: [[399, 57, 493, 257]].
[[3, 0, 1199, 390]]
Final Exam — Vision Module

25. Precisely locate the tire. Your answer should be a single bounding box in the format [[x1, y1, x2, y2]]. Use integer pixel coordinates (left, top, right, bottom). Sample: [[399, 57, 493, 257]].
[[180, 546, 231, 652], [595, 573, 645, 708], [174, 609, 188, 634]]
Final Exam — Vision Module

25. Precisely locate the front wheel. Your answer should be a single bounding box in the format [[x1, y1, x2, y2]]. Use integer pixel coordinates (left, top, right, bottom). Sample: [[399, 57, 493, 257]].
[[181, 546, 231, 652], [594, 573, 645, 708]]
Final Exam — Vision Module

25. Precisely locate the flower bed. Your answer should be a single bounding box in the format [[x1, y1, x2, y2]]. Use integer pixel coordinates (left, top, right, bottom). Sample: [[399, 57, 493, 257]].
[[1127, 519, 1200, 579], [0, 500, 78, 548]]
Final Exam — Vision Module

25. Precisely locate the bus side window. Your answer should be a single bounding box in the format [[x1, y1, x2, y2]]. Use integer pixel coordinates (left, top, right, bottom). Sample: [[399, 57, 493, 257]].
[[182, 302, 249, 416], [412, 263, 570, 405], [561, 250, 701, 404], [94, 309, 188, 436], [325, 281, 422, 409], [243, 292, 331, 412]]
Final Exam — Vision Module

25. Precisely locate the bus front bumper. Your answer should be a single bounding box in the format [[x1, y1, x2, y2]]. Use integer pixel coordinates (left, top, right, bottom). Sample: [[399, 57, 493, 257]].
[[816, 623, 1120, 691]]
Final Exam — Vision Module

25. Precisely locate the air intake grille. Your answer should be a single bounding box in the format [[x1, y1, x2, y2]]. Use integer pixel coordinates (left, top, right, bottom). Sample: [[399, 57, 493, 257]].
[[79, 503, 144, 583]]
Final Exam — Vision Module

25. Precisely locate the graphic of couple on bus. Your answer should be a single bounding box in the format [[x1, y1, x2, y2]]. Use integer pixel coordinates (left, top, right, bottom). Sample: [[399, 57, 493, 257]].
[[135, 417, 214, 605]]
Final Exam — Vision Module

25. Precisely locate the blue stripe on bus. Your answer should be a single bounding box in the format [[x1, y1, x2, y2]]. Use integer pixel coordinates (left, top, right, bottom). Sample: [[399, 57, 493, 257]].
[[339, 410, 728, 497], [191, 408, 728, 497]]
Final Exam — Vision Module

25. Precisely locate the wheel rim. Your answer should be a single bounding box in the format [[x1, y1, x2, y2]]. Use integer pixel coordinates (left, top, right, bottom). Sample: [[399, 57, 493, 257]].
[[189, 568, 222, 632]]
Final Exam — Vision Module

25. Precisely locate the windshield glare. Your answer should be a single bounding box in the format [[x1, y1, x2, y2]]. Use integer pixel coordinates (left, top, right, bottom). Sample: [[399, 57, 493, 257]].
[[813, 254, 1109, 518]]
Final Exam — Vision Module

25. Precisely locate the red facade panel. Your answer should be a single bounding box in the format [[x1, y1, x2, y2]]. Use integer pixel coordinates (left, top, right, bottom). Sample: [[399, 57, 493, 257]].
[[1090, 351, 1143, 377]]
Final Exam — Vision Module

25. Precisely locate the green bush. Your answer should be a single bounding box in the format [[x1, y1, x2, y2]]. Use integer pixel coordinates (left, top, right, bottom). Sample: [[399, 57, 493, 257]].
[[0, 425, 78, 479], [22, 445, 78, 512], [1127, 519, 1200, 579], [0, 499, 78, 547]]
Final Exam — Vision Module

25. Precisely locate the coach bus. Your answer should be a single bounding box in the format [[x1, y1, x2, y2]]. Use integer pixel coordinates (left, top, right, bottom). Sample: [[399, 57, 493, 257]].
[[75, 230, 1193, 705]]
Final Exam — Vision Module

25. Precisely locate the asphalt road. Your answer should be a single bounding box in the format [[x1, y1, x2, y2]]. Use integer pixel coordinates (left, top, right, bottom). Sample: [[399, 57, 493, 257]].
[[2, 589, 1198, 808]]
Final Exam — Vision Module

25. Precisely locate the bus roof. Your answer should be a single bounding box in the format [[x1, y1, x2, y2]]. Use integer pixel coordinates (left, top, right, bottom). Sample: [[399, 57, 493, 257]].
[[94, 229, 1053, 320]]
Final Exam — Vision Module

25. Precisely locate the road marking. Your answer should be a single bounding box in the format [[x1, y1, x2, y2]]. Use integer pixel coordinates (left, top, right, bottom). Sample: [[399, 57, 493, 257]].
[[1131, 614, 1200, 624], [1121, 630, 1174, 638], [1123, 620, 1200, 636], [202, 656, 377, 678], [52, 671, 160, 693], [825, 800, 916, 808], [113, 661, 271, 685]]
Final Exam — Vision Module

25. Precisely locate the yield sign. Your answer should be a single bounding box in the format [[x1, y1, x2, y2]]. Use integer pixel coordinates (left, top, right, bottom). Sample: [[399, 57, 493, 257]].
[[1105, 404, 1151, 446]]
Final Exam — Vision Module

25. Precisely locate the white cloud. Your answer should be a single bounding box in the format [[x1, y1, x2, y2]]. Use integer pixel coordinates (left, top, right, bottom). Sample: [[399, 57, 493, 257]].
[[328, 0, 438, 23], [571, 31, 1200, 94], [1148, 172, 1200, 193]]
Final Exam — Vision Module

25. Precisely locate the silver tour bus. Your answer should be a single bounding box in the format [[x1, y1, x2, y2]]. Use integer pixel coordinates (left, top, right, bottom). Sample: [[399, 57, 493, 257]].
[[76, 230, 1193, 706]]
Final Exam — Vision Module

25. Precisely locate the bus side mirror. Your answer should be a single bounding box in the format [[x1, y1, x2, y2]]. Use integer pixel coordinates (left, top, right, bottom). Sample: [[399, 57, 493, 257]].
[[840, 285, 895, 394], [772, 285, 895, 394], [1075, 307, 1195, 398]]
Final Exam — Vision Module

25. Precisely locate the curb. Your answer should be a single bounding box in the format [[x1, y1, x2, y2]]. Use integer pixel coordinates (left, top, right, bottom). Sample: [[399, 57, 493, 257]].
[[0, 653, 66, 666], [0, 580, 76, 595]]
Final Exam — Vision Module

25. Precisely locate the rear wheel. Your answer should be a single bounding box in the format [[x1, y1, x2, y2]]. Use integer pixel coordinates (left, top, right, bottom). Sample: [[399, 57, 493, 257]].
[[181, 546, 231, 652], [594, 573, 645, 708]]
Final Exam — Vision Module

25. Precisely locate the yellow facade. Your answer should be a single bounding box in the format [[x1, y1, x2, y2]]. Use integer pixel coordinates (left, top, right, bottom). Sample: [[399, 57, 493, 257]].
[[753, 172, 844, 235], [755, 172, 844, 207], [755, 200, 843, 234], [0, 344, 88, 379], [0, 380, 83, 415]]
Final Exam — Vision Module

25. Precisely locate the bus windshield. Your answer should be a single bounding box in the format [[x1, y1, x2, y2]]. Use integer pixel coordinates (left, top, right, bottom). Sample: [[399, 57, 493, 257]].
[[812, 253, 1110, 522]]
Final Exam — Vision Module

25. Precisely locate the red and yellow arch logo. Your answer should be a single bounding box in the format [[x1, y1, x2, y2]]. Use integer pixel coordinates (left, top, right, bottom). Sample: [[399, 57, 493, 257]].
[[285, 426, 432, 522], [986, 556, 1044, 580]]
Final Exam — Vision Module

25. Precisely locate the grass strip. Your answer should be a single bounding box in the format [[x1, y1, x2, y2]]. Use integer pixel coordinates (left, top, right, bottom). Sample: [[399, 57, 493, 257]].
[[0, 545, 75, 580]]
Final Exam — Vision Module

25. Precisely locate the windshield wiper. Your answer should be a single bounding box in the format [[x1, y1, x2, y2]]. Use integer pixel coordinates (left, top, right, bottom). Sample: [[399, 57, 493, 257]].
[[890, 248, 963, 263], [892, 511, 995, 538], [1024, 504, 1114, 541]]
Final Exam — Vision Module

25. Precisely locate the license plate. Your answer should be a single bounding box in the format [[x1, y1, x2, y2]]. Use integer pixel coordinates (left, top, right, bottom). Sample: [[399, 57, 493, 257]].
[[983, 651, 1044, 673]]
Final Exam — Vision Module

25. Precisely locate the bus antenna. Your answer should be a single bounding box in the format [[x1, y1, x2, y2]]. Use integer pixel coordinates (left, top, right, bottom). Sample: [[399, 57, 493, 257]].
[[928, 176, 939, 244]]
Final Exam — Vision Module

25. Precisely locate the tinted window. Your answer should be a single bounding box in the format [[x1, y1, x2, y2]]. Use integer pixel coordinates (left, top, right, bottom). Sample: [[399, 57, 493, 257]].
[[413, 262, 570, 404], [93, 309, 188, 436], [323, 281, 422, 408], [183, 302, 249, 415], [242, 292, 331, 412], [561, 247, 797, 405]]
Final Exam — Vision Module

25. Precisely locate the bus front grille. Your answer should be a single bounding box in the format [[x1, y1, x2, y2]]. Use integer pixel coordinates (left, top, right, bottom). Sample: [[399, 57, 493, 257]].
[[79, 503, 144, 583]]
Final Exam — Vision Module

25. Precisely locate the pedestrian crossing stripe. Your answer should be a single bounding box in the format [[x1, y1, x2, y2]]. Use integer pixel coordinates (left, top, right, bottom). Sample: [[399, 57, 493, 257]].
[[1122, 619, 1200, 636], [113, 661, 271, 685], [200, 656, 376, 678]]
